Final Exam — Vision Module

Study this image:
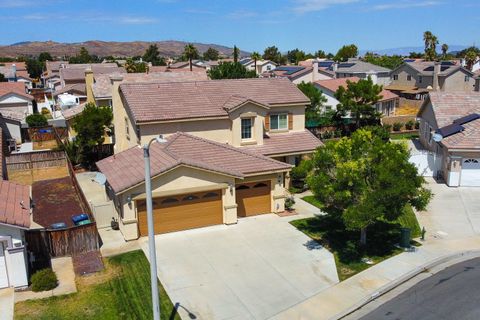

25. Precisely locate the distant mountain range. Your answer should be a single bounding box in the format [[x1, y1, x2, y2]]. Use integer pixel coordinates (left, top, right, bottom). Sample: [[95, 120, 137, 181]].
[[361, 45, 469, 56], [0, 40, 250, 58]]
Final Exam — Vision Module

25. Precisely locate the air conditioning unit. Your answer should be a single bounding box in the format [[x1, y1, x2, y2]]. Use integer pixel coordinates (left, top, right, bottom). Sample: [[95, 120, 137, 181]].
[[14, 241, 23, 248]]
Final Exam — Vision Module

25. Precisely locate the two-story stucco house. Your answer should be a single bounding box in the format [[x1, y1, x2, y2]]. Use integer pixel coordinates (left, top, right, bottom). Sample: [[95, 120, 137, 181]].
[[388, 61, 476, 99], [417, 92, 480, 187], [240, 58, 277, 74], [97, 77, 322, 240], [268, 61, 334, 84], [334, 58, 392, 86]]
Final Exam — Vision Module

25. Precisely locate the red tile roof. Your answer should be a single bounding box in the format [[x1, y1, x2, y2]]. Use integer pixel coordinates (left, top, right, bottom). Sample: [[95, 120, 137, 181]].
[[242, 131, 323, 156], [120, 78, 310, 123], [0, 82, 33, 100], [425, 92, 480, 150], [315, 77, 398, 102], [0, 180, 30, 228], [97, 132, 292, 193]]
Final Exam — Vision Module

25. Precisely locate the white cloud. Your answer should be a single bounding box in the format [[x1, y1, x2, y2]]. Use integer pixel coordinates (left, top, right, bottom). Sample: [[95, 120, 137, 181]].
[[20, 13, 157, 25], [372, 0, 441, 11], [293, 0, 360, 13]]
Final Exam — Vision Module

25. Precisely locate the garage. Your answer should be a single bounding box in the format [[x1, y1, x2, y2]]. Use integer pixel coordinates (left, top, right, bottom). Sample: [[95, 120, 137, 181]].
[[461, 159, 480, 187], [236, 181, 271, 217], [137, 190, 223, 236]]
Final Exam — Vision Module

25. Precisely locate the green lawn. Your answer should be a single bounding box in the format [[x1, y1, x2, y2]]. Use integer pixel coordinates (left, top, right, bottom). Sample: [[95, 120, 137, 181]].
[[295, 196, 421, 281], [15, 250, 180, 320], [390, 132, 420, 140]]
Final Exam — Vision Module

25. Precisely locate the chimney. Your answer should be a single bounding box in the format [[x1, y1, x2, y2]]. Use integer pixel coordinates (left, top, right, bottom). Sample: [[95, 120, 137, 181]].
[[11, 64, 17, 81], [85, 68, 94, 104], [366, 70, 378, 84], [332, 62, 338, 79], [312, 59, 319, 81], [433, 61, 440, 91]]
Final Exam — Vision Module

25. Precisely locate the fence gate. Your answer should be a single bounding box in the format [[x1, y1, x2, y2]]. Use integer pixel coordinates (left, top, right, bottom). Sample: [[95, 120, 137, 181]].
[[91, 202, 114, 229]]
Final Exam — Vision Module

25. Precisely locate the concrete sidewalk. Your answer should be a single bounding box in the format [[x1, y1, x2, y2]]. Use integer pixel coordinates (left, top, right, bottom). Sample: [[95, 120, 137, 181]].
[[269, 236, 480, 320]]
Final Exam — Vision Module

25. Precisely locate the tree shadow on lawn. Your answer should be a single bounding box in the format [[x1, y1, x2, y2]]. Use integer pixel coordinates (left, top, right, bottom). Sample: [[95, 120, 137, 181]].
[[294, 215, 402, 265]]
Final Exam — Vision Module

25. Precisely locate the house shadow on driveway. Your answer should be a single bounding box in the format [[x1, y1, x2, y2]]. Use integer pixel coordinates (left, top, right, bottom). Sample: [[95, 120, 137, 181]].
[[142, 214, 339, 320]]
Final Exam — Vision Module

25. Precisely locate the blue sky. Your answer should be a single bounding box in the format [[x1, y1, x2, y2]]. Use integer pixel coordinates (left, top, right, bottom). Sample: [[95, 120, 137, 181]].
[[1, 0, 479, 53]]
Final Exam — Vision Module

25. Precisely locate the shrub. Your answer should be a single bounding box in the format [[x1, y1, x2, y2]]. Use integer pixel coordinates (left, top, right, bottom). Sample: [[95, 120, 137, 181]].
[[392, 122, 403, 132], [285, 196, 295, 211], [405, 120, 415, 130], [31, 268, 58, 292], [414, 121, 420, 129], [26, 114, 48, 127], [383, 124, 392, 132], [41, 107, 50, 115]]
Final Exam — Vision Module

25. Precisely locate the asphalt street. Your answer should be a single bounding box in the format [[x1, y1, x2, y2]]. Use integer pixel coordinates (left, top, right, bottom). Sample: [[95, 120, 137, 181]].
[[360, 257, 480, 320]]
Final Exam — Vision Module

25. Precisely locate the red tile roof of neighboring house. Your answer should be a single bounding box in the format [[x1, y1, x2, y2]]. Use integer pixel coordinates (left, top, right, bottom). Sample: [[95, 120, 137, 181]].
[[315, 77, 398, 102], [60, 66, 126, 82], [242, 131, 323, 156], [97, 132, 292, 193], [120, 78, 310, 123], [422, 92, 480, 150], [53, 83, 86, 96], [62, 102, 86, 120], [0, 179, 30, 228], [0, 82, 33, 100], [0, 62, 27, 71]]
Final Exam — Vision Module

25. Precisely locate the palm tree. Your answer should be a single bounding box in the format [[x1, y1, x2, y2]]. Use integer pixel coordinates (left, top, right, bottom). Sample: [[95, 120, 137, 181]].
[[183, 44, 199, 71], [441, 44, 449, 58], [423, 31, 433, 51], [251, 52, 261, 73]]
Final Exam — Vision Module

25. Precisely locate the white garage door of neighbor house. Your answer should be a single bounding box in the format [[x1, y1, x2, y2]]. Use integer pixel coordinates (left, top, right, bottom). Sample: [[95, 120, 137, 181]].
[[461, 159, 480, 187], [0, 243, 9, 288]]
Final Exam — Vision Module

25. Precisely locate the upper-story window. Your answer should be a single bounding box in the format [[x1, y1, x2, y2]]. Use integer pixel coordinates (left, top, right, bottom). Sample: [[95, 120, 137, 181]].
[[270, 114, 288, 130], [465, 75, 470, 82], [393, 75, 399, 80], [241, 118, 253, 140], [407, 75, 412, 81], [418, 76, 423, 83]]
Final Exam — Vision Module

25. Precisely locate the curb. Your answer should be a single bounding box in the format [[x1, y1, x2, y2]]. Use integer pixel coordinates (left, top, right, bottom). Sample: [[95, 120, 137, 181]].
[[333, 249, 480, 320]]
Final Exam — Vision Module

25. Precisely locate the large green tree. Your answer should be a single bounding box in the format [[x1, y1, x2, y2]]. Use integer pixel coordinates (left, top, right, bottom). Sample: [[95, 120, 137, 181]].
[[207, 62, 257, 79], [26, 58, 43, 79], [297, 82, 327, 124], [69, 47, 98, 64], [334, 77, 383, 128], [263, 46, 284, 64], [307, 129, 432, 245], [72, 103, 113, 167], [363, 53, 403, 70], [334, 44, 358, 62], [142, 44, 166, 66], [441, 44, 449, 58], [124, 58, 148, 73], [183, 43, 199, 71], [233, 45, 240, 63], [38, 52, 53, 62], [464, 49, 478, 70], [203, 47, 219, 61]]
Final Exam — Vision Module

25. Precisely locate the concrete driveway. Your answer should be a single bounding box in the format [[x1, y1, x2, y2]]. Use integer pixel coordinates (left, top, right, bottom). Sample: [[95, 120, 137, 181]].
[[141, 213, 338, 320], [417, 178, 480, 240]]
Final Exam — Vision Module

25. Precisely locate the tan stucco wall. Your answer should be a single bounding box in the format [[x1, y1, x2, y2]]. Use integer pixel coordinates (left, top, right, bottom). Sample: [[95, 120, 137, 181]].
[[230, 103, 267, 147], [139, 119, 232, 146], [85, 70, 94, 104], [390, 64, 433, 88], [439, 69, 476, 92], [418, 101, 438, 151], [112, 80, 139, 153], [268, 105, 306, 132]]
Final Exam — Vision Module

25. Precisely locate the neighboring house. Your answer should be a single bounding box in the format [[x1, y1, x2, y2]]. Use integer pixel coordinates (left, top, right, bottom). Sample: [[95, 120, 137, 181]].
[[334, 58, 392, 86], [417, 92, 480, 187], [0, 82, 34, 144], [53, 83, 87, 104], [314, 77, 398, 116], [388, 61, 476, 99], [0, 63, 33, 89], [240, 58, 277, 74], [268, 61, 334, 84], [0, 179, 31, 289], [59, 64, 125, 88], [98, 77, 322, 240], [167, 60, 206, 71], [42, 61, 68, 89]]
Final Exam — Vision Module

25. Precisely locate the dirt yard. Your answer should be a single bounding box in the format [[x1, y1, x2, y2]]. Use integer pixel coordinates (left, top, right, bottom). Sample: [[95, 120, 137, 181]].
[[33, 140, 59, 150], [7, 167, 69, 185]]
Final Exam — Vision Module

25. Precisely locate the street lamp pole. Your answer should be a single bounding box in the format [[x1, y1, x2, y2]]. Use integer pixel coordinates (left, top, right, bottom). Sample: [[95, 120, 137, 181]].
[[144, 136, 165, 320]]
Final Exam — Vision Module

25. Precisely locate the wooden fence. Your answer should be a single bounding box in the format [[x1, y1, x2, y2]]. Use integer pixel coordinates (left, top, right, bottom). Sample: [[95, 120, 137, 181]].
[[26, 223, 99, 259], [5, 150, 67, 171]]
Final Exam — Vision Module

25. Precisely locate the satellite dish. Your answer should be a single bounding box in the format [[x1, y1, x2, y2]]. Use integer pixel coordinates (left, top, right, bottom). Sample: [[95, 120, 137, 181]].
[[432, 133, 443, 142], [94, 172, 107, 185]]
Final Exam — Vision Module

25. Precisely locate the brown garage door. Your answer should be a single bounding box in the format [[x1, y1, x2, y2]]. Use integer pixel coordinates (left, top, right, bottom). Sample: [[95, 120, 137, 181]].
[[236, 181, 271, 217], [137, 190, 223, 236]]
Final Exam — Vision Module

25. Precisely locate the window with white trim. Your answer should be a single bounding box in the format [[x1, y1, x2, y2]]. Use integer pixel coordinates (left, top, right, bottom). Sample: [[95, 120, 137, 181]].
[[393, 74, 399, 80], [241, 118, 253, 140], [270, 113, 288, 130], [407, 75, 412, 81]]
